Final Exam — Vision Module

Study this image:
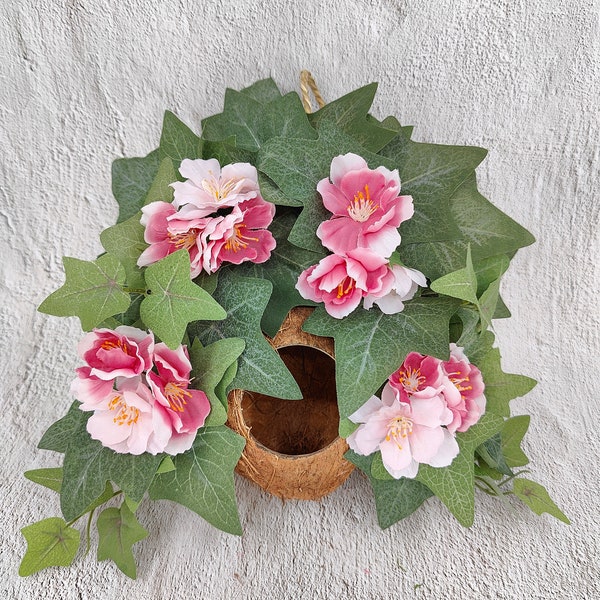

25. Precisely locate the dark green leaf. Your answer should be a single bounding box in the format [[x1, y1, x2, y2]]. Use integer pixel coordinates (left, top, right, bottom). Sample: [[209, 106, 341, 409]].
[[144, 157, 177, 205], [240, 77, 283, 104], [477, 433, 513, 476], [159, 110, 202, 163], [38, 401, 89, 453]]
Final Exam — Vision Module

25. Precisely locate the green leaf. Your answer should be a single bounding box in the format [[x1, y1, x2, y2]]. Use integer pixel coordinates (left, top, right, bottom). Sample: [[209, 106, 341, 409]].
[[38, 255, 131, 331], [189, 270, 302, 400], [203, 137, 256, 166], [240, 77, 283, 104], [216, 359, 238, 401], [149, 426, 245, 534], [502, 415, 531, 467], [159, 110, 202, 163], [38, 401, 89, 453], [234, 210, 326, 336], [477, 348, 537, 417], [477, 433, 513, 476], [416, 412, 504, 526], [100, 213, 147, 289], [201, 90, 316, 152], [430, 245, 478, 304], [258, 173, 303, 207], [112, 149, 160, 223], [189, 338, 246, 426], [303, 297, 460, 420], [97, 503, 148, 579], [346, 451, 433, 529], [474, 255, 510, 296], [140, 250, 226, 348], [144, 157, 177, 205], [371, 452, 394, 480], [478, 276, 501, 331], [19, 518, 80, 576], [24, 468, 63, 493], [513, 478, 570, 524], [156, 456, 176, 474]]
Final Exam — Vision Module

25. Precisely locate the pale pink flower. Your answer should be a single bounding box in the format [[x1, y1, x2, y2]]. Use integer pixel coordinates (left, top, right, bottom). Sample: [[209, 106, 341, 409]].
[[78, 326, 154, 381], [147, 343, 211, 454], [388, 351, 445, 404], [171, 158, 259, 215], [70, 367, 117, 409], [347, 382, 459, 479], [296, 248, 394, 319], [441, 344, 486, 433], [316, 153, 414, 258], [364, 264, 426, 314], [86, 379, 172, 455]]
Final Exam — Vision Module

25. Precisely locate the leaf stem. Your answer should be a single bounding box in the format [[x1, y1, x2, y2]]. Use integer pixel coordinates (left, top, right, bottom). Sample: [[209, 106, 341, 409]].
[[122, 287, 148, 295]]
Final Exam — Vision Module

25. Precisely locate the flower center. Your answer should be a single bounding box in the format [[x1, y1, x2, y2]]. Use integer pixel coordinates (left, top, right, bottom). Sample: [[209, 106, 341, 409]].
[[108, 395, 140, 426], [168, 229, 199, 251], [336, 276, 355, 299], [385, 415, 413, 450], [446, 368, 472, 397], [397, 367, 426, 393], [224, 223, 259, 252], [201, 175, 242, 202], [164, 381, 192, 412], [100, 339, 130, 354], [347, 184, 378, 222]]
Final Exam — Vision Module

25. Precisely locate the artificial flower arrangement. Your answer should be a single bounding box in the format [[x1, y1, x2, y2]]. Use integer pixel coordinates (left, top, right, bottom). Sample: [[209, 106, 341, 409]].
[[20, 74, 568, 579]]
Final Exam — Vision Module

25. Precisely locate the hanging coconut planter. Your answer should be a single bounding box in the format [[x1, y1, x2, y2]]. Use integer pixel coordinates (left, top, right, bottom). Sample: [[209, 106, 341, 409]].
[[227, 307, 355, 500]]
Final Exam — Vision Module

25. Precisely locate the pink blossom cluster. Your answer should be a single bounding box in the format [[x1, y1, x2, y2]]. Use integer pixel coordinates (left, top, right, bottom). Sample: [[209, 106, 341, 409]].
[[138, 159, 276, 277], [71, 326, 210, 455], [296, 153, 426, 319], [347, 344, 486, 478]]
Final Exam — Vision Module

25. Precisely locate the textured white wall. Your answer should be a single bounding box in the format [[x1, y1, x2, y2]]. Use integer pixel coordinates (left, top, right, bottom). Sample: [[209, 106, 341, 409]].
[[1, 0, 598, 598]]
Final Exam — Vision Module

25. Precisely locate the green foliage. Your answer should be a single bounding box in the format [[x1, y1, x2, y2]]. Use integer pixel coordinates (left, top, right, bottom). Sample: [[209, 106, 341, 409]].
[[477, 434, 513, 476], [19, 518, 80, 576], [140, 250, 226, 348], [430, 245, 479, 304], [144, 157, 177, 205], [240, 77, 283, 104], [159, 110, 202, 163], [149, 426, 245, 534], [502, 416, 531, 467], [513, 478, 570, 524], [303, 297, 460, 421], [38, 255, 131, 331], [189, 270, 302, 400], [97, 503, 148, 579], [24, 468, 64, 493]]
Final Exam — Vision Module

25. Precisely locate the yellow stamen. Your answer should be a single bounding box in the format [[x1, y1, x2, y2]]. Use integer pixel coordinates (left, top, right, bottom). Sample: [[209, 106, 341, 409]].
[[224, 224, 260, 253], [164, 381, 192, 412], [347, 184, 378, 222], [108, 395, 140, 426], [386, 415, 413, 450]]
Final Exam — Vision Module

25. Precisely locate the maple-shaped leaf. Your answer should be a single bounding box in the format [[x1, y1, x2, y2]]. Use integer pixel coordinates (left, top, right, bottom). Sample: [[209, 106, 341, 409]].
[[239, 77, 283, 104], [159, 110, 202, 163], [140, 250, 226, 349], [188, 270, 302, 400], [97, 503, 148, 579], [38, 254, 131, 331], [303, 297, 460, 422], [416, 412, 504, 526], [144, 157, 177, 205]]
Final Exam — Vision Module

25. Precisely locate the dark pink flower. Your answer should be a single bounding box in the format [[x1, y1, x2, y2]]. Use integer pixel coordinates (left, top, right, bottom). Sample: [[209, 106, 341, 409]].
[[388, 352, 445, 403], [316, 153, 414, 258]]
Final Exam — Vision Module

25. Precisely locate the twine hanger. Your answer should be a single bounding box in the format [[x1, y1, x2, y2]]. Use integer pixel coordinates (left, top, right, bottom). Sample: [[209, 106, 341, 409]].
[[300, 70, 325, 113]]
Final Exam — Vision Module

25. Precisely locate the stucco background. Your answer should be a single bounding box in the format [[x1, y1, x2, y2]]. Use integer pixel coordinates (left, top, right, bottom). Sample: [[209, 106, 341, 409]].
[[1, 0, 598, 598]]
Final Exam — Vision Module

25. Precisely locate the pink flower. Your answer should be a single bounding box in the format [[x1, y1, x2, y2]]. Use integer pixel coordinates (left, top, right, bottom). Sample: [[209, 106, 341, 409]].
[[364, 264, 427, 314], [388, 352, 445, 403], [199, 197, 276, 274], [70, 367, 116, 409], [347, 382, 459, 479], [147, 343, 211, 454], [171, 158, 260, 215], [78, 326, 154, 381], [86, 379, 172, 455], [441, 344, 486, 433], [316, 153, 414, 258], [137, 201, 209, 277], [296, 248, 394, 319]]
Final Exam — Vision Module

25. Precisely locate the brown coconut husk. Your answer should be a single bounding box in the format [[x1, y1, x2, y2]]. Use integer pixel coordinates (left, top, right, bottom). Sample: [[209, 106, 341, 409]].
[[227, 307, 355, 500]]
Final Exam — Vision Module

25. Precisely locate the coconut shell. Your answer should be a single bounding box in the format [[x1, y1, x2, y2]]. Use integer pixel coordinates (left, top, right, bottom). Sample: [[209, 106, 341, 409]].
[[227, 307, 355, 500]]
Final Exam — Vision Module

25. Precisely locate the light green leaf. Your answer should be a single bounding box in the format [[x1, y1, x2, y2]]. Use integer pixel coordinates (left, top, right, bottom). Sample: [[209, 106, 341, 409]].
[[112, 149, 160, 223], [140, 250, 226, 349], [477, 433, 513, 476], [156, 456, 176, 474], [149, 426, 245, 534], [97, 503, 148, 579], [371, 452, 394, 481], [430, 245, 478, 304], [159, 110, 202, 163], [19, 518, 80, 576], [189, 270, 302, 400], [144, 157, 177, 205], [24, 468, 64, 493], [216, 359, 238, 401], [513, 478, 570, 524], [38, 255, 131, 331], [502, 416, 531, 467], [478, 276, 501, 331], [303, 297, 460, 421]]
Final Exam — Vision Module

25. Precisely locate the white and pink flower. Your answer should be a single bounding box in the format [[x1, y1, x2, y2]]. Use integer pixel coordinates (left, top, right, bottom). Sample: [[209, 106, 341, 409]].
[[364, 264, 426, 314], [316, 153, 414, 258], [388, 351, 445, 404]]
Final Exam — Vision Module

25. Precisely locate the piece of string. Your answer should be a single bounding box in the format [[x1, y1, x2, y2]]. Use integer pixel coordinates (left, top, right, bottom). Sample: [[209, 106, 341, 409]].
[[300, 70, 325, 113]]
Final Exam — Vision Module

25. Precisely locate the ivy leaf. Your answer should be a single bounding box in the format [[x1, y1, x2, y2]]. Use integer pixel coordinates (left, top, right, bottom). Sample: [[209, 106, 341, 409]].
[[144, 157, 177, 205], [303, 297, 460, 421], [112, 149, 160, 223], [502, 415, 531, 467], [38, 255, 131, 331], [19, 518, 80, 576], [38, 402, 88, 453], [189, 338, 245, 426], [477, 348, 537, 417], [240, 77, 283, 104], [189, 270, 302, 400], [478, 276, 501, 331], [215, 360, 238, 404], [140, 250, 226, 349], [476, 433, 513, 476], [513, 478, 570, 524], [100, 213, 147, 289], [96, 503, 148, 579], [234, 210, 326, 336], [149, 426, 245, 534], [346, 451, 433, 529], [159, 110, 202, 163], [474, 255, 510, 296], [203, 137, 256, 166], [416, 412, 504, 526], [430, 245, 479, 304], [24, 468, 64, 493]]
